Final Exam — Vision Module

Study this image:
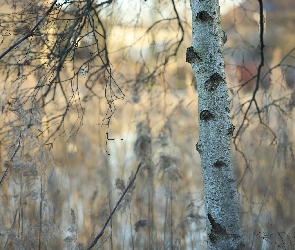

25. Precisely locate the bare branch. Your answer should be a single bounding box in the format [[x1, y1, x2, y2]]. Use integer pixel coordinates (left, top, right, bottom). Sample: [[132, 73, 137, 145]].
[[0, 131, 23, 186], [86, 163, 142, 250], [233, 0, 266, 142], [0, 0, 58, 60]]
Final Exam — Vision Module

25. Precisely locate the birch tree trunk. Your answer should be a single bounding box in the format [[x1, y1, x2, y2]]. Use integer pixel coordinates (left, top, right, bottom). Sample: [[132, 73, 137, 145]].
[[186, 1, 244, 249]]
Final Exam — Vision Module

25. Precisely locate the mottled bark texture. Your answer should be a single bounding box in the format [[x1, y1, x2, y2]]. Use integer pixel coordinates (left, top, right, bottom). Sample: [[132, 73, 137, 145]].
[[187, 1, 244, 249]]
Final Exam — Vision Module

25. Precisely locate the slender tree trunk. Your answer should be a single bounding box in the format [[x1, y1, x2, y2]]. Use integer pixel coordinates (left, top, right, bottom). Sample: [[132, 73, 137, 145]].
[[187, 1, 244, 249]]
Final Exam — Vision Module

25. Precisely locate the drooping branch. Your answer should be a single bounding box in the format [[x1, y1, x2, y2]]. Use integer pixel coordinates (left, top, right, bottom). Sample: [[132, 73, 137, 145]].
[[0, 0, 58, 60], [0, 131, 22, 186]]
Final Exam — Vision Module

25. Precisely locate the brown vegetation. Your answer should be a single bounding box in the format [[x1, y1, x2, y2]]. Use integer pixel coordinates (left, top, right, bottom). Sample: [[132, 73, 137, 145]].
[[0, 0, 295, 249]]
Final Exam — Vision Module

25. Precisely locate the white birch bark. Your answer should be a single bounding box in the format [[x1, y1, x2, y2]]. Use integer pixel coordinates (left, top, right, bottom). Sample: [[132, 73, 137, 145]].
[[187, 1, 244, 249]]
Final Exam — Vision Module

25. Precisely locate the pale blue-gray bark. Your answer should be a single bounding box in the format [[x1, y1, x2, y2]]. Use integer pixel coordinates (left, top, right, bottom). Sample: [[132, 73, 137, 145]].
[[187, 1, 244, 249]]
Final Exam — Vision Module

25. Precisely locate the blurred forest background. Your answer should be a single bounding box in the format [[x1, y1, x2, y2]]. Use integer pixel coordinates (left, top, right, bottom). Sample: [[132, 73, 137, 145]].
[[0, 0, 295, 249]]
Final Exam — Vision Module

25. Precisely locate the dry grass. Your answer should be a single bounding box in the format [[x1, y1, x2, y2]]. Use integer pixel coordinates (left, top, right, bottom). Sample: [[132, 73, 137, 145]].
[[0, 75, 294, 249]]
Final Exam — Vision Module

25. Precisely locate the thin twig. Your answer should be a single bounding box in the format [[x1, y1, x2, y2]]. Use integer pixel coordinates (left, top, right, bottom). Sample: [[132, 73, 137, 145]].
[[86, 163, 142, 250], [0, 0, 58, 60], [0, 131, 23, 186], [96, 234, 111, 249], [233, 0, 265, 142]]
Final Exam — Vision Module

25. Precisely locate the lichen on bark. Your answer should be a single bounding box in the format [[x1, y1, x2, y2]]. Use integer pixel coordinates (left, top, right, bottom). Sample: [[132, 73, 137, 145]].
[[187, 0, 244, 249]]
